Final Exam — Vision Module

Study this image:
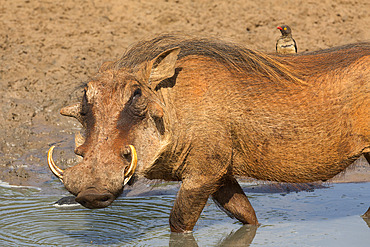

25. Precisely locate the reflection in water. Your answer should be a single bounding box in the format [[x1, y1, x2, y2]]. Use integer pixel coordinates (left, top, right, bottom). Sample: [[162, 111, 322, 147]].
[[57, 196, 173, 245], [0, 182, 370, 246], [362, 207, 370, 228], [0, 186, 169, 246], [363, 218, 370, 228], [169, 225, 257, 247], [170, 232, 198, 247], [362, 207, 370, 218], [218, 225, 258, 246]]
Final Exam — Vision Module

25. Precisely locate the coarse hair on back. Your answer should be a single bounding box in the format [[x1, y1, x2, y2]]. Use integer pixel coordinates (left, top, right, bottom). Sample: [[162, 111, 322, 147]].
[[111, 34, 305, 85], [102, 34, 369, 86]]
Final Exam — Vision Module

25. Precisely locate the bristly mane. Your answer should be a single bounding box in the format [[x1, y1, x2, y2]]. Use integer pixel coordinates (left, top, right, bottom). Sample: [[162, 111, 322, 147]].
[[113, 34, 304, 84], [110, 34, 370, 85]]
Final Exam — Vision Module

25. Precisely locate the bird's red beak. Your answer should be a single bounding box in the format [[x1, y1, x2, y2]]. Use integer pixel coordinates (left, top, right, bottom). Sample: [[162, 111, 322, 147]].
[[277, 26, 283, 30]]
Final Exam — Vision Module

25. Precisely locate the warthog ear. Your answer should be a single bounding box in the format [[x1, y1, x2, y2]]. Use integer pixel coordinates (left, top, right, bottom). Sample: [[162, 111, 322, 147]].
[[60, 103, 85, 126], [148, 47, 181, 90]]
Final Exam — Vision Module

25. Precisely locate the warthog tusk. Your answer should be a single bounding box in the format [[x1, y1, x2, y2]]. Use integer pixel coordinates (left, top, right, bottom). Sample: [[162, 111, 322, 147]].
[[123, 145, 137, 186], [47, 146, 64, 182]]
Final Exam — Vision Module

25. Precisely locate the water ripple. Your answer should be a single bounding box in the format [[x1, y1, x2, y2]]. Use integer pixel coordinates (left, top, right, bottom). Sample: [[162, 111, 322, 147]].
[[0, 187, 174, 246], [1, 183, 370, 246]]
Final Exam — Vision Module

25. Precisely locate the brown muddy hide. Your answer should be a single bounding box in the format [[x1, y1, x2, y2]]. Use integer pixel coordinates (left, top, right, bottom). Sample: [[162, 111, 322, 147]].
[[51, 48, 180, 209]]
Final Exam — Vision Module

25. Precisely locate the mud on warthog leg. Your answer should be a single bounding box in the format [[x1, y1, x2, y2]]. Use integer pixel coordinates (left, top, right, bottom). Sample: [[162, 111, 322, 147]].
[[212, 176, 258, 225], [169, 177, 221, 233]]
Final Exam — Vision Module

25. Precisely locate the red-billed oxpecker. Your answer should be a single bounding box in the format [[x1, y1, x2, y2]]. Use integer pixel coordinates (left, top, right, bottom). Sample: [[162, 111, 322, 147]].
[[276, 25, 297, 54]]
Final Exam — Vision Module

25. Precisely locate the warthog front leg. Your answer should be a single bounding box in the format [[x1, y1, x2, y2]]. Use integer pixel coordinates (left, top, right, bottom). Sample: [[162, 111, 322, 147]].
[[212, 176, 258, 225], [169, 177, 220, 233]]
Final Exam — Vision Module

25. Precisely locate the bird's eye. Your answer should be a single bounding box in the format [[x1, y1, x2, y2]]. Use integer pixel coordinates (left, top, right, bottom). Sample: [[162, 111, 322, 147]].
[[284, 27, 287, 30]]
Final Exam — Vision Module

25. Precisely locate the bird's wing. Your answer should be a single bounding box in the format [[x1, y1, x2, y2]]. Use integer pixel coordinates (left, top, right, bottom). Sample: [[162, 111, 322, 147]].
[[293, 38, 297, 53]]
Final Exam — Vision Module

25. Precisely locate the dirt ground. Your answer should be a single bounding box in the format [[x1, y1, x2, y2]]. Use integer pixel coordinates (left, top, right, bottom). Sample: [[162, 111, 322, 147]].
[[1, 0, 369, 189]]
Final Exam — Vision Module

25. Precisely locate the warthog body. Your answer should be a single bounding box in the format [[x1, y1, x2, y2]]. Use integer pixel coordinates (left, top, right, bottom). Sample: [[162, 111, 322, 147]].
[[50, 35, 370, 232]]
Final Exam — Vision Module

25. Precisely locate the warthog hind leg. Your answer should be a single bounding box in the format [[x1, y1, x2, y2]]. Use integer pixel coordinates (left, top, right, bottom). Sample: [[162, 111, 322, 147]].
[[212, 176, 258, 225]]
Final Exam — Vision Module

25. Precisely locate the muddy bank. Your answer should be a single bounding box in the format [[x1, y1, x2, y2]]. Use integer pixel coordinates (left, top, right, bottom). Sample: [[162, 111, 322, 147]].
[[1, 0, 369, 190]]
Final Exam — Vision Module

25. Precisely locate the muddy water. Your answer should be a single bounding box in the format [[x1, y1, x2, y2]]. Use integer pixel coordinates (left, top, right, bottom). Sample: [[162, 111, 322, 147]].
[[1, 182, 369, 246]]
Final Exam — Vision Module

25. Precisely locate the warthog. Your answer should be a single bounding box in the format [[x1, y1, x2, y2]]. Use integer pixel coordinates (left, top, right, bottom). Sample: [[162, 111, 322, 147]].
[[48, 34, 369, 232]]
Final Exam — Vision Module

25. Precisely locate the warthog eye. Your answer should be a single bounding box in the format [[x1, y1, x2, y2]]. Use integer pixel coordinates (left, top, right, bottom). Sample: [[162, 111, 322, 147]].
[[132, 88, 142, 99], [129, 87, 147, 117]]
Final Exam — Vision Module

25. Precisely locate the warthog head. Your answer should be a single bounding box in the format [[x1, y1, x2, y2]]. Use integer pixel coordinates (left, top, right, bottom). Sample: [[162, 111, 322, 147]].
[[48, 47, 180, 208]]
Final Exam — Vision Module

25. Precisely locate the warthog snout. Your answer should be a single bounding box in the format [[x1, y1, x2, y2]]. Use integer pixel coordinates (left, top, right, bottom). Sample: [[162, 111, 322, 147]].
[[75, 188, 115, 209], [47, 145, 138, 209]]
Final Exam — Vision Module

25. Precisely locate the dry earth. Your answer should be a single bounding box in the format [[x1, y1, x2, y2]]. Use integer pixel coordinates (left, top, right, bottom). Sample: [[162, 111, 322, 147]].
[[0, 0, 369, 189]]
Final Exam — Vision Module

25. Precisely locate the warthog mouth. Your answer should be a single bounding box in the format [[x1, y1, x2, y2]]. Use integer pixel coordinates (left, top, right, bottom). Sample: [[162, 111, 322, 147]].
[[47, 145, 138, 186]]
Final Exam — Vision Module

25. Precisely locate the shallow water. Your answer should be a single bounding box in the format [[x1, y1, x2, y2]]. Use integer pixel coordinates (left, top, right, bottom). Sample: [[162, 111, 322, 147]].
[[0, 182, 369, 246]]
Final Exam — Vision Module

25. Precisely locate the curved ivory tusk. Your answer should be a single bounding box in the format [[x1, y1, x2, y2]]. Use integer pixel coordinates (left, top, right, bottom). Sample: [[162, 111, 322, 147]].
[[123, 145, 138, 186], [47, 146, 64, 182]]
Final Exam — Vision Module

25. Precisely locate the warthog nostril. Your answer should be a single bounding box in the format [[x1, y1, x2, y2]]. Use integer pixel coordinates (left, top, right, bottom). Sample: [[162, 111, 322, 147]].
[[75, 189, 114, 209], [99, 195, 110, 202], [76, 199, 88, 207]]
